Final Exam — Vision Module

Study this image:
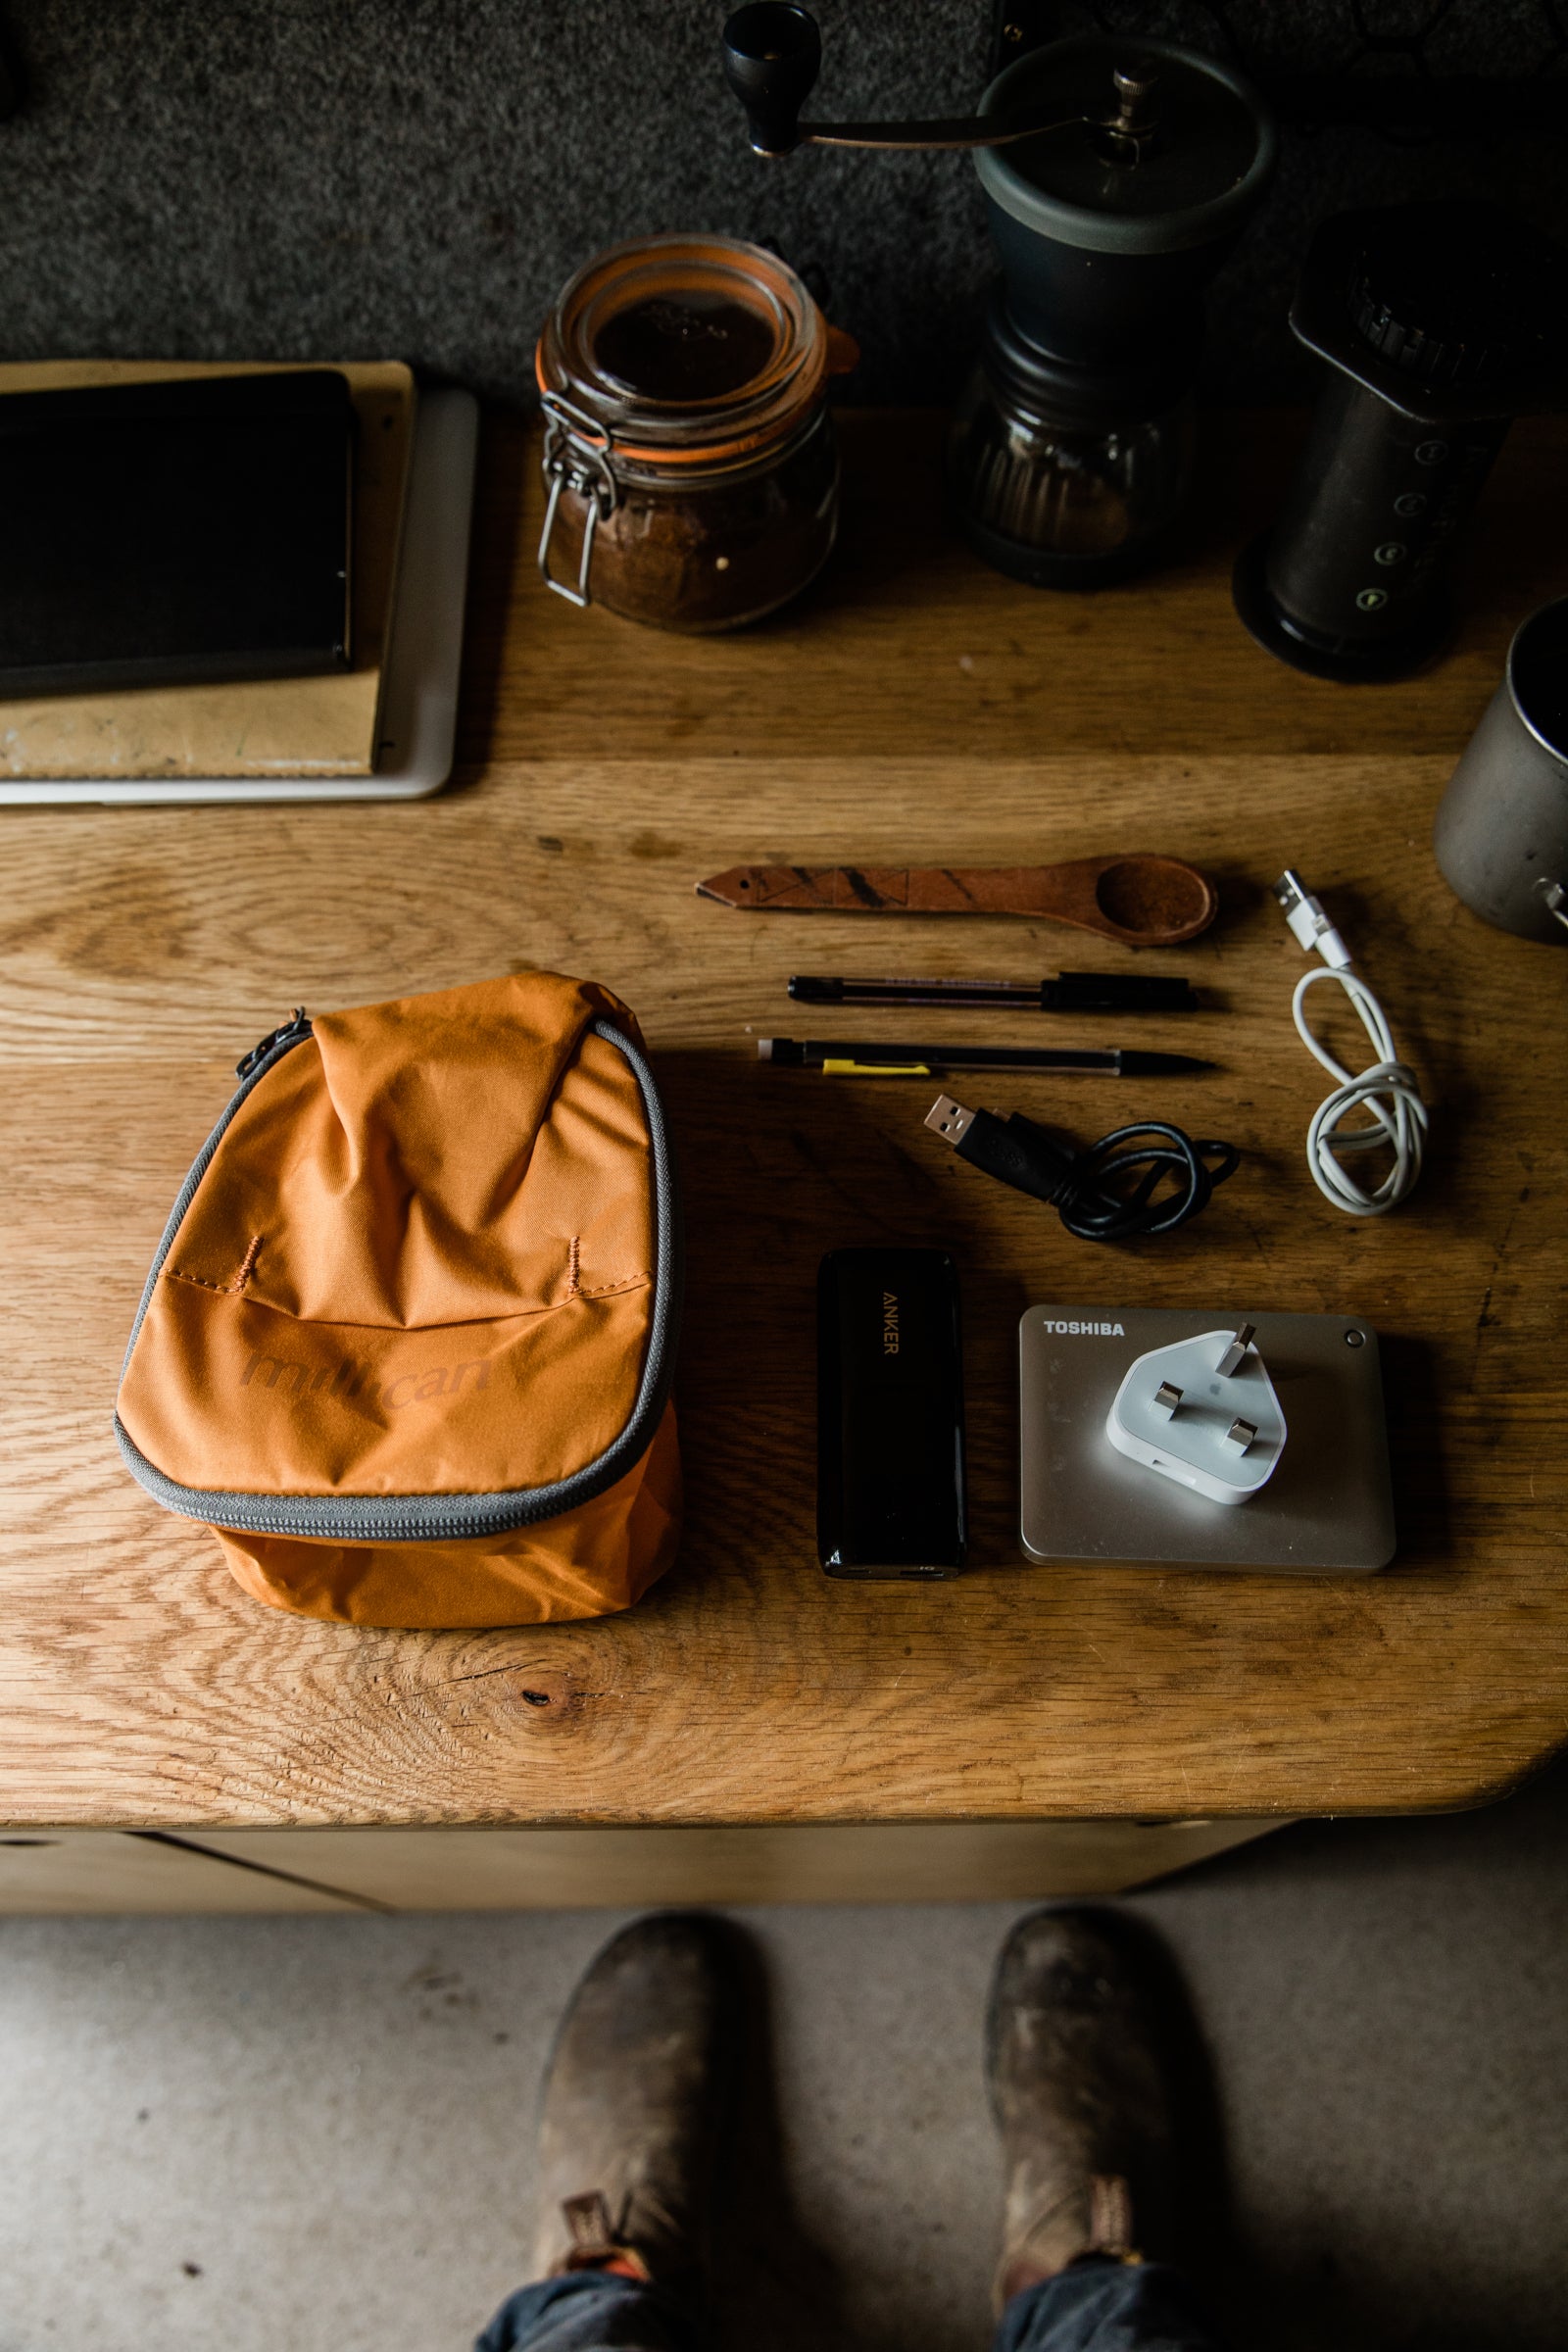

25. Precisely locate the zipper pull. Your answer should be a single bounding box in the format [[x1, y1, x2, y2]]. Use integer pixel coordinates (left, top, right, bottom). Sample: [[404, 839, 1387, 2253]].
[[235, 1007, 312, 1081]]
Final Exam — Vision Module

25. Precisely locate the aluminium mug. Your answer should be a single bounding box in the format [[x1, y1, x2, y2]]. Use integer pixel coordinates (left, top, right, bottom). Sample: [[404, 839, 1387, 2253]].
[[1434, 596, 1568, 944]]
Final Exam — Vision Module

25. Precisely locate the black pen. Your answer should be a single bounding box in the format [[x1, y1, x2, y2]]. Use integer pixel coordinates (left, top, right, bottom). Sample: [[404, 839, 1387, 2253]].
[[787, 971, 1199, 1013], [757, 1039, 1215, 1076]]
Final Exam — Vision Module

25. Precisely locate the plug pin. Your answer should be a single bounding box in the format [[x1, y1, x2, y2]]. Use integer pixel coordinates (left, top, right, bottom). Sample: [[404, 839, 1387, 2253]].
[[1215, 1322, 1256, 1378], [1222, 1416, 1258, 1455], [1152, 1380, 1184, 1418]]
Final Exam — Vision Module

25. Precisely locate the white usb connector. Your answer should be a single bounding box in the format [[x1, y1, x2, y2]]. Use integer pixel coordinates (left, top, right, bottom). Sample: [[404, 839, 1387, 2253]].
[[1274, 869, 1427, 1216], [1273, 869, 1352, 969]]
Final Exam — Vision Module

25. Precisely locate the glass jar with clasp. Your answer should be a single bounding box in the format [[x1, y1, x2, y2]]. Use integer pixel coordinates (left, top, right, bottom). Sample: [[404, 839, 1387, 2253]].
[[535, 233, 852, 632]]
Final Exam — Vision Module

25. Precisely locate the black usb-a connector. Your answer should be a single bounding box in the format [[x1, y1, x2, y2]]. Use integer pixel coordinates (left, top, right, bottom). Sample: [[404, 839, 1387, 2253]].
[[925, 1096, 1079, 1204], [924, 1095, 1239, 1242]]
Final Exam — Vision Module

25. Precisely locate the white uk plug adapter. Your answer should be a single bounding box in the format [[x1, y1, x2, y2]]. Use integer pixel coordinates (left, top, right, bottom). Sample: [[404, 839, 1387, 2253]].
[[1105, 1323, 1287, 1506]]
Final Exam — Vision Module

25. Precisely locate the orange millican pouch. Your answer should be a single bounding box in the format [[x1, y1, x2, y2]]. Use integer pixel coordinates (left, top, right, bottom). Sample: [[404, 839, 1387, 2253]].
[[115, 973, 682, 1627]]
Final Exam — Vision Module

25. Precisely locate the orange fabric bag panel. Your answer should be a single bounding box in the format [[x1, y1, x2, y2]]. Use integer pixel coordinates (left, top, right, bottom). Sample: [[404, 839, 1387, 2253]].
[[116, 973, 682, 1627]]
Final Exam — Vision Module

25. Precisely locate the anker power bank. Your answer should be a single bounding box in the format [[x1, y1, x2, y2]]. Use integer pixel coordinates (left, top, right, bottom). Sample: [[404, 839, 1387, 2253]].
[[817, 1248, 967, 1578], [0, 369, 355, 698]]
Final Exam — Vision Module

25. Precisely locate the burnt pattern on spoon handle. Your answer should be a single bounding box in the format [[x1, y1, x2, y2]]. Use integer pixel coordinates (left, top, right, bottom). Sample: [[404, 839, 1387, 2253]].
[[695, 856, 1218, 947]]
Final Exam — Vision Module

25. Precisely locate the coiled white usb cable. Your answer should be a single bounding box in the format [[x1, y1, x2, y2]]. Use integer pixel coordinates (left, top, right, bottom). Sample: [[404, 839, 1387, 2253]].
[[1274, 870, 1428, 1216]]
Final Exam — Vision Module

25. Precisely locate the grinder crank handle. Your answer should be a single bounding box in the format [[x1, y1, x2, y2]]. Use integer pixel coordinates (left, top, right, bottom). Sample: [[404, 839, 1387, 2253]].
[[721, 3, 1159, 159]]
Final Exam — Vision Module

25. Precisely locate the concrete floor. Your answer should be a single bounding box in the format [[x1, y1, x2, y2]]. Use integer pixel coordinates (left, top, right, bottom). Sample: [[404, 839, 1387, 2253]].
[[2, 1764, 1565, 2352]]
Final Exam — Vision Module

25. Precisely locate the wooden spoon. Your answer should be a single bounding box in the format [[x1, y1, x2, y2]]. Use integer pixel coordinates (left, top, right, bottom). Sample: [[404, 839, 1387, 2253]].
[[696, 854, 1218, 949]]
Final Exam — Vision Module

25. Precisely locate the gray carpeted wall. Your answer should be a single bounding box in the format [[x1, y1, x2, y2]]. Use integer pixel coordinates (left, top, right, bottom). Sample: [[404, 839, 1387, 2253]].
[[0, 0, 1562, 405]]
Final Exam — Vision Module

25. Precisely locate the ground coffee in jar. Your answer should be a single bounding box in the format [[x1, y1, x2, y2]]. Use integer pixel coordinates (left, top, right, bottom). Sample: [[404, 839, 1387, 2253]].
[[536, 234, 851, 633]]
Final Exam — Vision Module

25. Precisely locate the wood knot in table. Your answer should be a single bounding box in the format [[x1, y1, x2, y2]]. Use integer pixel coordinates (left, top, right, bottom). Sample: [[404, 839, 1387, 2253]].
[[436, 1644, 612, 1734]]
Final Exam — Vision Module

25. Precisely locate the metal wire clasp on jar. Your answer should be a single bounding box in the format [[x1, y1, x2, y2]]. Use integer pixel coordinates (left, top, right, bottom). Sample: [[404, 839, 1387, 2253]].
[[538, 393, 620, 611], [535, 232, 854, 633]]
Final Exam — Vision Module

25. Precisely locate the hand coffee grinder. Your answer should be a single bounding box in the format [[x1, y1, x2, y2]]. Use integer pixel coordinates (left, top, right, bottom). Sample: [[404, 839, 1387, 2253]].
[[721, 5, 1275, 586]]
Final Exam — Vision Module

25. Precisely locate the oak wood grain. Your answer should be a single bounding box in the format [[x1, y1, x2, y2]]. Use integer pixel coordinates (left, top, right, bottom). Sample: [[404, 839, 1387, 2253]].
[[0, 409, 1564, 1832]]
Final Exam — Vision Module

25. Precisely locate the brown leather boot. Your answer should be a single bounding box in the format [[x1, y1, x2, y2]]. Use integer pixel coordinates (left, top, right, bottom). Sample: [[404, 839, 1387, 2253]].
[[530, 1913, 737, 2289], [986, 1908, 1180, 2314]]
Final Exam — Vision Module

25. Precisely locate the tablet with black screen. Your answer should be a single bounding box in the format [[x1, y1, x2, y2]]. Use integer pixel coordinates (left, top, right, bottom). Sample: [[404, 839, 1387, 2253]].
[[0, 369, 354, 697]]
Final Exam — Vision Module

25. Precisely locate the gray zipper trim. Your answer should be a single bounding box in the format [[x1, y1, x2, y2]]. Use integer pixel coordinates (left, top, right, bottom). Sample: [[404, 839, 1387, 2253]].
[[115, 1016, 681, 1544]]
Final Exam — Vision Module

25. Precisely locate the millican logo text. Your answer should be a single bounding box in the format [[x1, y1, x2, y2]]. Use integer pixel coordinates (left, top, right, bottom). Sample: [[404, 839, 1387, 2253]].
[[241, 1351, 492, 1410]]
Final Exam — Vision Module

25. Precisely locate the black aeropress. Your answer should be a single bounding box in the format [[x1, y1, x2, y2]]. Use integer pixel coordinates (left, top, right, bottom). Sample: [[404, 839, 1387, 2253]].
[[720, 6, 1276, 587], [1235, 203, 1568, 681]]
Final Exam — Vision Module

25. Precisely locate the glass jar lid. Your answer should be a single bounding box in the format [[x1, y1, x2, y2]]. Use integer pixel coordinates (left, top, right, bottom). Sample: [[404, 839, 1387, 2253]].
[[537, 233, 829, 468]]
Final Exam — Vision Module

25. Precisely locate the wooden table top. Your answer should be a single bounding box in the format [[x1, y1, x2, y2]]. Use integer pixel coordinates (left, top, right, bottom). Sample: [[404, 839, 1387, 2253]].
[[2, 409, 1565, 1831]]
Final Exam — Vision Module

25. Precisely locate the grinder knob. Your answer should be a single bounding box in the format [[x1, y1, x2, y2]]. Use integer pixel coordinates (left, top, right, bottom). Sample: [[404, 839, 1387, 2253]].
[[722, 3, 822, 157]]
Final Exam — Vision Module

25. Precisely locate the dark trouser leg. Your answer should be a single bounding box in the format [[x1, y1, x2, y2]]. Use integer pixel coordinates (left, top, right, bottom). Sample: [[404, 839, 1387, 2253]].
[[475, 2269, 700, 2352], [995, 2254, 1226, 2352], [476, 2258, 1220, 2352]]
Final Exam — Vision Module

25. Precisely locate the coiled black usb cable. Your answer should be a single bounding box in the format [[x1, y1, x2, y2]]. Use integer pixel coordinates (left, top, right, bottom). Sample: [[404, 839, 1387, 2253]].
[[925, 1095, 1239, 1241]]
